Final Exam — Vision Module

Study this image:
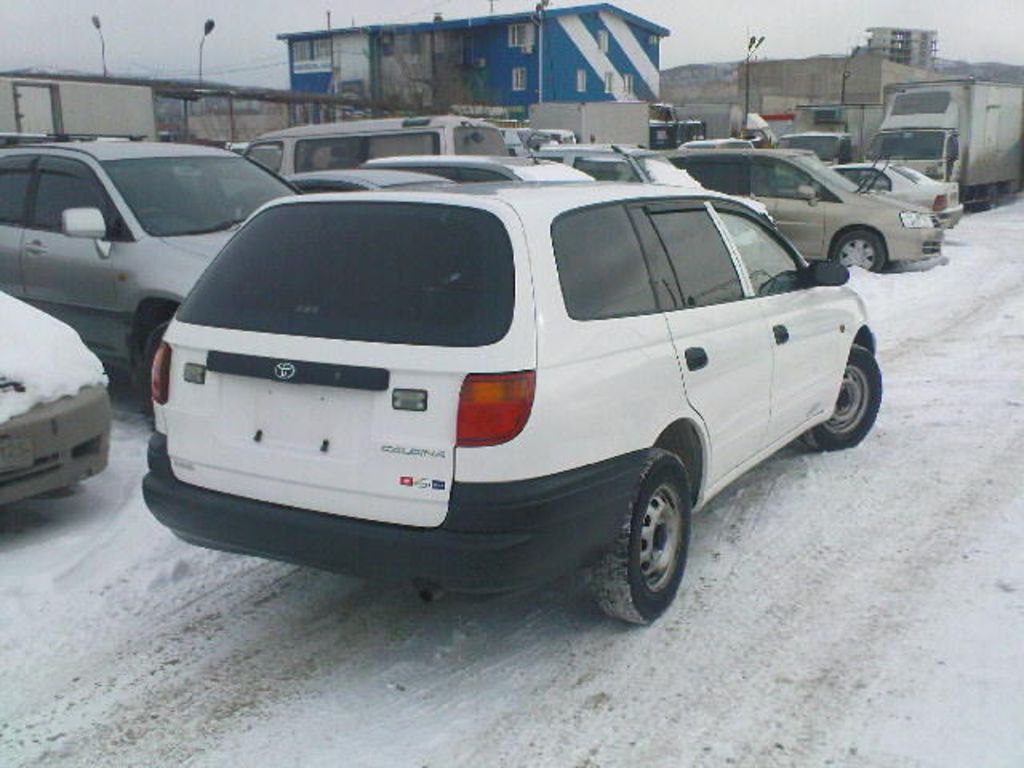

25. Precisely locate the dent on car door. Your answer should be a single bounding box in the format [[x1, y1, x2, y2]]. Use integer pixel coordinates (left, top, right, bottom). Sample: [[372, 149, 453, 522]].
[[21, 156, 125, 359], [713, 205, 847, 445], [751, 159, 827, 259], [0, 155, 33, 298], [634, 200, 773, 485]]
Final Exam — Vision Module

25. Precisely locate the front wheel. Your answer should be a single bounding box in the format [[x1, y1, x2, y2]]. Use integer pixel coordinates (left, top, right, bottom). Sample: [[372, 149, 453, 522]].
[[803, 345, 882, 452], [589, 450, 692, 624], [831, 229, 888, 273]]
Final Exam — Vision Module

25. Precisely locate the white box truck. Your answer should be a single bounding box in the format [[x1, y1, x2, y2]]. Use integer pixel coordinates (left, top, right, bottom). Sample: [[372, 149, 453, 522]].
[[0, 77, 157, 140], [868, 79, 1024, 207], [529, 101, 649, 146]]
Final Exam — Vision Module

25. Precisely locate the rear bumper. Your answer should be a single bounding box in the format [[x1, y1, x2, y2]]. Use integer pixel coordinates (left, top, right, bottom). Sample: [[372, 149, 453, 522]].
[[0, 385, 111, 506], [142, 434, 646, 594]]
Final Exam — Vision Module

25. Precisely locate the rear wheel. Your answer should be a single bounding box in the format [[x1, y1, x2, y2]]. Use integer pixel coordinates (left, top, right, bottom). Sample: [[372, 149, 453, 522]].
[[803, 345, 882, 451], [589, 450, 692, 624], [831, 229, 888, 273]]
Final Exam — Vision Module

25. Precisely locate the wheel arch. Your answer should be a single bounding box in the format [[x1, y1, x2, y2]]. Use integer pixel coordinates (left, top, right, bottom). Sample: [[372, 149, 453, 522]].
[[131, 297, 179, 366], [653, 419, 706, 507], [853, 325, 876, 355]]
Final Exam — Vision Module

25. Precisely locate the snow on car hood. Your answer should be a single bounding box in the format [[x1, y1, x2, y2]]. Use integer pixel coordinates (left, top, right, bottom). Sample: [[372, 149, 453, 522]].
[[0, 292, 107, 423]]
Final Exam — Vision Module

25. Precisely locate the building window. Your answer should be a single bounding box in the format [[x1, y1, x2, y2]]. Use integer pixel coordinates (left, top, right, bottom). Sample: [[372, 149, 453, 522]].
[[509, 23, 530, 49], [623, 73, 635, 96], [576, 69, 587, 92], [649, 34, 659, 47], [598, 29, 609, 53], [292, 40, 312, 63], [512, 67, 527, 91], [604, 71, 614, 94], [314, 38, 332, 61]]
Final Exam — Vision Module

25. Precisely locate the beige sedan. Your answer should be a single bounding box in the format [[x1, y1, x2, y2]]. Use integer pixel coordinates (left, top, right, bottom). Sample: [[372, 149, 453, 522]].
[[669, 148, 944, 272]]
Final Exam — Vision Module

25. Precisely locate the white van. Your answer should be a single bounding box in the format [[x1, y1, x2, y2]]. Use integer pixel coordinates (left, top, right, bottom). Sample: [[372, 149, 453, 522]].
[[245, 116, 506, 176], [143, 184, 881, 624]]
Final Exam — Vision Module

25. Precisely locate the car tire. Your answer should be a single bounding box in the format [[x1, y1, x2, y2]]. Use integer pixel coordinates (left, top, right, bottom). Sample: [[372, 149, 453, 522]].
[[589, 450, 692, 625], [138, 322, 170, 412], [802, 345, 882, 452], [831, 229, 888, 273]]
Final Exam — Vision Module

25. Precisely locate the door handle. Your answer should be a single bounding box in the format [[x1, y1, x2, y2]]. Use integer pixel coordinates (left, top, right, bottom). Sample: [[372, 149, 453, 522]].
[[24, 240, 48, 255], [773, 325, 790, 345], [684, 347, 709, 371]]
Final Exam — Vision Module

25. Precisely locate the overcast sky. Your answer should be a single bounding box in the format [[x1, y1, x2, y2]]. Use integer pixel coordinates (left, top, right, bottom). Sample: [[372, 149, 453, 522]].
[[2, 0, 1022, 88]]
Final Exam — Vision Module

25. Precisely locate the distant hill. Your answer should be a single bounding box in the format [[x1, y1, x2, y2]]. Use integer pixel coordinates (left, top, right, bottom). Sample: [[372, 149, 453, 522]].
[[932, 59, 1024, 84]]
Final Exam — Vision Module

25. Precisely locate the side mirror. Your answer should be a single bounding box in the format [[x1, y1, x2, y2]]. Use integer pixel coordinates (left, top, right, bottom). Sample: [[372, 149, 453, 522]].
[[808, 260, 849, 287], [62, 208, 107, 240], [796, 184, 818, 204]]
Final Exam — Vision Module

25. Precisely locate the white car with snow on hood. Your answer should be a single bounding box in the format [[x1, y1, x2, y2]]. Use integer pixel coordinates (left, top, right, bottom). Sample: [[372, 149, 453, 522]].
[[1, 293, 110, 505]]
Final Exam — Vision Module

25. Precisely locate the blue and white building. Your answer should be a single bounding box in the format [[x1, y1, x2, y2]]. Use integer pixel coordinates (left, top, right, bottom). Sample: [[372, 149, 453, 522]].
[[277, 4, 668, 116]]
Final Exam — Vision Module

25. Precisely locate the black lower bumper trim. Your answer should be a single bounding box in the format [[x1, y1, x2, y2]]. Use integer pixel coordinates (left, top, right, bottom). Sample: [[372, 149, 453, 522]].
[[143, 434, 647, 593]]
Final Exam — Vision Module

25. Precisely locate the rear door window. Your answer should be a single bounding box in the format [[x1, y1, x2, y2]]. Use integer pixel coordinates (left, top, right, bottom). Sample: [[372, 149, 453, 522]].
[[752, 159, 821, 199], [647, 205, 744, 308], [179, 202, 515, 347], [0, 155, 34, 226], [678, 159, 749, 195], [572, 157, 639, 182], [295, 137, 366, 171], [453, 126, 507, 156], [551, 203, 657, 320], [366, 132, 440, 159]]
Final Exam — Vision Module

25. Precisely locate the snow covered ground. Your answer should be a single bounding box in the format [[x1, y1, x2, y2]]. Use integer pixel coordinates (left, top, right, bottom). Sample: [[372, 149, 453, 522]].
[[2, 201, 1023, 767]]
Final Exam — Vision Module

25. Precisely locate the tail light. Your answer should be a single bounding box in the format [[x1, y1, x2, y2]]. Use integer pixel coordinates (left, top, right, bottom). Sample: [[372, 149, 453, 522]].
[[456, 371, 535, 447], [151, 342, 171, 405], [932, 194, 948, 212]]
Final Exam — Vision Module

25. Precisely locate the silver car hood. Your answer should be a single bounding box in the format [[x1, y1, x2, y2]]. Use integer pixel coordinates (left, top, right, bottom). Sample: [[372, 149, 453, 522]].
[[157, 230, 236, 260]]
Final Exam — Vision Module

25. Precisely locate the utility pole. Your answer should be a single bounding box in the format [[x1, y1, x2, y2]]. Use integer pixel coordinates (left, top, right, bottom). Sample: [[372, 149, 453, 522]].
[[840, 45, 861, 105], [743, 34, 765, 136], [534, 1, 549, 104]]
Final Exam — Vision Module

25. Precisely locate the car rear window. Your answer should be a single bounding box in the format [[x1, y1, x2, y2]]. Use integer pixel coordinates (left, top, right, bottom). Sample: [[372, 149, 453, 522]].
[[178, 202, 515, 347]]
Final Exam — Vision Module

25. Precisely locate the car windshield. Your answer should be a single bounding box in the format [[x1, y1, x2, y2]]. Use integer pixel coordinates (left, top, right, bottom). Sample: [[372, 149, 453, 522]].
[[103, 156, 293, 237], [789, 153, 860, 193], [779, 135, 841, 161], [867, 131, 945, 161]]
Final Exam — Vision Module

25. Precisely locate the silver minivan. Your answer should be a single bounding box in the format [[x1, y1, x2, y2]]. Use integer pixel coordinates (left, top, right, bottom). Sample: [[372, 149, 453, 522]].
[[245, 116, 507, 176]]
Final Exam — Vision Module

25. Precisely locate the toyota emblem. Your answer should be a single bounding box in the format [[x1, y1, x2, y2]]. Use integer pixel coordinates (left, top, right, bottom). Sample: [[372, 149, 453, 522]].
[[274, 361, 297, 381]]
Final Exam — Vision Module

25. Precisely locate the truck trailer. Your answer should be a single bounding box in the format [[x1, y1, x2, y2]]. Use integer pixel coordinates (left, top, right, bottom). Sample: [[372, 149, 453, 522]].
[[529, 101, 649, 146], [868, 79, 1024, 207], [0, 77, 157, 140]]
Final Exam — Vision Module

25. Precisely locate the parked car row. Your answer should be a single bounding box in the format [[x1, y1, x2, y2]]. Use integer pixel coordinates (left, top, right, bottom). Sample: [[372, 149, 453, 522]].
[[4, 117, 892, 625]]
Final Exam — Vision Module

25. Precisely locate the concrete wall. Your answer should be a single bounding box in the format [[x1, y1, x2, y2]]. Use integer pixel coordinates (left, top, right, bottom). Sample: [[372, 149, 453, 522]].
[[739, 54, 939, 113]]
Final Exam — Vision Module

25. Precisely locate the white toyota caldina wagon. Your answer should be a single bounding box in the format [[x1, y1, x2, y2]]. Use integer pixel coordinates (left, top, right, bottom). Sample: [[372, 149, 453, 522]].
[[143, 183, 882, 624]]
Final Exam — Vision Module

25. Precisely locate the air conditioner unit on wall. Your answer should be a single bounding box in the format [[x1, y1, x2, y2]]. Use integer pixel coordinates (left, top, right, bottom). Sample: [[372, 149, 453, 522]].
[[474, 58, 487, 69], [522, 45, 534, 54]]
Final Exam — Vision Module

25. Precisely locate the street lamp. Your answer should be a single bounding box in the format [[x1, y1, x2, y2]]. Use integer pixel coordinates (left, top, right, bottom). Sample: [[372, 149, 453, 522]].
[[743, 34, 765, 136], [198, 18, 216, 84], [91, 15, 107, 77], [534, 1, 550, 104]]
